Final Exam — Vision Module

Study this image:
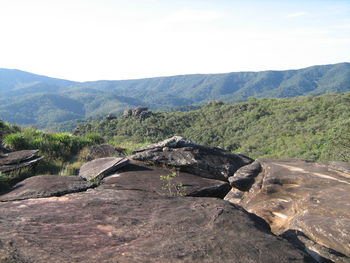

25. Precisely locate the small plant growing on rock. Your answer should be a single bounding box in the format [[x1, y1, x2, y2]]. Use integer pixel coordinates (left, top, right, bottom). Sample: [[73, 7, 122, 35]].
[[160, 168, 186, 196]]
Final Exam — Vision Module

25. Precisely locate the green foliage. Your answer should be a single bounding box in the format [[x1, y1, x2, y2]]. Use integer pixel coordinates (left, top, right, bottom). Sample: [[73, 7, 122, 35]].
[[160, 168, 186, 196], [107, 137, 151, 155], [3, 128, 103, 161], [0, 120, 20, 138], [0, 167, 34, 192], [0, 119, 104, 188], [60, 161, 83, 176], [76, 92, 350, 162]]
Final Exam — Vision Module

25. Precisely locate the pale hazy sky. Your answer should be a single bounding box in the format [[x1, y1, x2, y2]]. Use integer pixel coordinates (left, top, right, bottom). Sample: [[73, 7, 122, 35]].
[[0, 0, 349, 81]]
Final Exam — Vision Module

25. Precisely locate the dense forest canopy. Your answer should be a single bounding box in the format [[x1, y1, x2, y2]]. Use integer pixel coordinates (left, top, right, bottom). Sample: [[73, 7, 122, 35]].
[[75, 92, 350, 162]]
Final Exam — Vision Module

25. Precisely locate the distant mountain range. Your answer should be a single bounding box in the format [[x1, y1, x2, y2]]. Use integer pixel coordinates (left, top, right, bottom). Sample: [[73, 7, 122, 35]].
[[0, 62, 349, 128]]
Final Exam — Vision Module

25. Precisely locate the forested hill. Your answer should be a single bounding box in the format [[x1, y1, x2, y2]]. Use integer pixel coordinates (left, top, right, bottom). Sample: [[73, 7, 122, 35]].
[[74, 92, 350, 162], [0, 62, 349, 128]]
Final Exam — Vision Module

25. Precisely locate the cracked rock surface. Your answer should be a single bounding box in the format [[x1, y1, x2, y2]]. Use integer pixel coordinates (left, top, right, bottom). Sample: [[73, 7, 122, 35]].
[[225, 158, 350, 263], [0, 188, 315, 263], [3, 138, 347, 263]]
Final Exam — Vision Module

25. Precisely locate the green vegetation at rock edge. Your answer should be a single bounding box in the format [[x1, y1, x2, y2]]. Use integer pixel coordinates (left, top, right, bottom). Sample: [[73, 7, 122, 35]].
[[0, 122, 104, 189]]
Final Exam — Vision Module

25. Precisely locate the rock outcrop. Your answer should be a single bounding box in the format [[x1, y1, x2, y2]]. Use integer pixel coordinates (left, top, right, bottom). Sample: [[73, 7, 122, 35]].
[[0, 188, 315, 263], [0, 175, 92, 201], [225, 158, 350, 263], [132, 136, 253, 181], [79, 157, 129, 181], [1, 138, 347, 263], [123, 107, 152, 120], [0, 149, 43, 173]]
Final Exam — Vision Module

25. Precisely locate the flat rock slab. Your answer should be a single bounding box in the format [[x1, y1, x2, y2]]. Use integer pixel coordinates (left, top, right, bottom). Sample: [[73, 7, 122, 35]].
[[100, 161, 231, 198], [0, 189, 315, 263], [0, 149, 43, 173], [79, 157, 129, 181], [0, 175, 93, 201], [0, 150, 39, 165], [225, 158, 350, 263], [132, 136, 253, 181]]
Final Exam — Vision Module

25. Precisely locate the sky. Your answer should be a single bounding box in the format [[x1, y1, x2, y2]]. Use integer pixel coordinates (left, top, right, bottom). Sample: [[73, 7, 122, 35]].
[[0, 0, 349, 81]]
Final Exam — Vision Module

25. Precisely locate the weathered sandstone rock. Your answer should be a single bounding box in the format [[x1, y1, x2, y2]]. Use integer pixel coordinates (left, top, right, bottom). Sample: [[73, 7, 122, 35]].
[[0, 188, 315, 263], [100, 161, 231, 198], [0, 150, 43, 173], [0, 175, 93, 201], [79, 157, 128, 181], [225, 158, 350, 263], [132, 136, 253, 181]]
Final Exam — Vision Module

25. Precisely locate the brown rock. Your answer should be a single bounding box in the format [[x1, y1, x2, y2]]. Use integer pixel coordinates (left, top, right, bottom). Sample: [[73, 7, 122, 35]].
[[132, 136, 253, 181], [100, 161, 231, 198], [0, 175, 93, 202], [79, 157, 129, 181], [0, 188, 315, 263], [225, 158, 350, 263]]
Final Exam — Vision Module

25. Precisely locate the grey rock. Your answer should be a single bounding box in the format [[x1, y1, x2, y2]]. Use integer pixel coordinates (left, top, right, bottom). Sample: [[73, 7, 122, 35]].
[[132, 136, 253, 181], [0, 175, 93, 201], [228, 161, 261, 191], [0, 150, 39, 165], [0, 188, 315, 263], [225, 158, 350, 263], [123, 107, 152, 120], [133, 136, 196, 152], [79, 157, 129, 181], [0, 150, 43, 173], [100, 161, 231, 198]]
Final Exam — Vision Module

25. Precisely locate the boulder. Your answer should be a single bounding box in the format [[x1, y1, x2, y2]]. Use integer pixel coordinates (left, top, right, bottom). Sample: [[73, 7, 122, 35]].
[[123, 107, 152, 120], [228, 161, 261, 191], [0, 175, 93, 202], [100, 161, 231, 198], [132, 136, 253, 181], [79, 157, 129, 181], [0, 150, 43, 173], [225, 158, 350, 263], [0, 188, 315, 263]]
